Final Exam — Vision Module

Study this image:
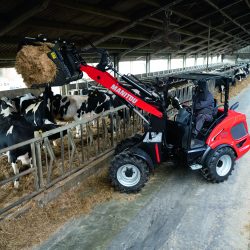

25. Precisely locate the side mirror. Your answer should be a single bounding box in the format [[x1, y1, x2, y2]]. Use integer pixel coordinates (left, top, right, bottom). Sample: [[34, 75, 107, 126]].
[[229, 102, 239, 110]]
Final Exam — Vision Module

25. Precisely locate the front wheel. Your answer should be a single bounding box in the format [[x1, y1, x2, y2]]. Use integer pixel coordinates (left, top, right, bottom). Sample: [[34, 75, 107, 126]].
[[200, 147, 236, 183], [109, 152, 149, 193]]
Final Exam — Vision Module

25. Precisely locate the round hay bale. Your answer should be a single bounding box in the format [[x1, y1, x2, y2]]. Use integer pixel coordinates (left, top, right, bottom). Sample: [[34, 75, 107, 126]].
[[15, 44, 57, 88]]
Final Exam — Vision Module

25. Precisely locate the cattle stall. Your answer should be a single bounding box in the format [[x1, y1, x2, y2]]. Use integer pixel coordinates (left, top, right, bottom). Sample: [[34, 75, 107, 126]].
[[0, 105, 144, 216]]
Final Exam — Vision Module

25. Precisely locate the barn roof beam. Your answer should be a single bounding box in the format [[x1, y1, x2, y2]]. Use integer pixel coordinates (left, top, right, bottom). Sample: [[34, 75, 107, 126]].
[[83, 0, 185, 48], [147, 17, 180, 28], [174, 5, 249, 39], [114, 33, 150, 41], [186, 38, 250, 56], [177, 31, 250, 57], [201, 46, 232, 55], [0, 0, 50, 36], [217, 13, 250, 31], [0, 36, 20, 45], [147, 17, 163, 23], [167, 0, 242, 34], [120, 34, 163, 57], [0, 52, 17, 60], [153, 27, 234, 56], [120, 22, 248, 58], [197, 47, 223, 56], [186, 42, 230, 56], [138, 20, 163, 30], [141, 0, 161, 8], [204, 0, 250, 36], [0, 33, 150, 45], [138, 20, 180, 30], [245, 0, 250, 9], [28, 19, 104, 35], [186, 18, 250, 45], [170, 10, 248, 45], [188, 38, 250, 56], [119, 1, 245, 58], [227, 23, 250, 34], [175, 40, 211, 56], [53, 0, 131, 22]]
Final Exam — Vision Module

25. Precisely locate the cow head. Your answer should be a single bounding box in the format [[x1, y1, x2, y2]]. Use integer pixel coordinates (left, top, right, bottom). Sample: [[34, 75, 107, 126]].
[[0, 98, 17, 117], [77, 101, 87, 118], [87, 89, 110, 113]]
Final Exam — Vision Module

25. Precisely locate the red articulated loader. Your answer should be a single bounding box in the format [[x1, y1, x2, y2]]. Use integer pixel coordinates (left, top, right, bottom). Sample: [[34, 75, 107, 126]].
[[18, 36, 250, 193]]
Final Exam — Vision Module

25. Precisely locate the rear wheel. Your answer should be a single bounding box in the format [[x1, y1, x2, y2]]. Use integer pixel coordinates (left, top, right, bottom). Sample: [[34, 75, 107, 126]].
[[114, 134, 143, 155], [109, 152, 149, 193], [200, 147, 235, 183]]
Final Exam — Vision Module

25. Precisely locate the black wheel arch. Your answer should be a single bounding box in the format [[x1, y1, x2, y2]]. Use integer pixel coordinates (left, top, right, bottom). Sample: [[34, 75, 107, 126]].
[[201, 144, 237, 165], [129, 147, 155, 172]]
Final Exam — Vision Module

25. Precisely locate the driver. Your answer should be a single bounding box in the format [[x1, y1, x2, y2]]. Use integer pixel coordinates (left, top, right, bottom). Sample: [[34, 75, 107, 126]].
[[193, 80, 215, 136]]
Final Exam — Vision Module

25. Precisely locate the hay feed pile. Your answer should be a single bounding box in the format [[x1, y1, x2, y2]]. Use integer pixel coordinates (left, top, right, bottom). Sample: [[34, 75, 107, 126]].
[[15, 44, 57, 88], [0, 167, 138, 250]]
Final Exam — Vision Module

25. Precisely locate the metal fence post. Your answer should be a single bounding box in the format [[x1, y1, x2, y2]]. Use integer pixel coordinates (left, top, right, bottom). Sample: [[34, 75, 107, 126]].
[[30, 142, 39, 191], [34, 131, 44, 188]]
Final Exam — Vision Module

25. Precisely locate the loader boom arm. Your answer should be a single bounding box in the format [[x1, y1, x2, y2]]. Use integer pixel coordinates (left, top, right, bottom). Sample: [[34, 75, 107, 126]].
[[80, 64, 163, 118]]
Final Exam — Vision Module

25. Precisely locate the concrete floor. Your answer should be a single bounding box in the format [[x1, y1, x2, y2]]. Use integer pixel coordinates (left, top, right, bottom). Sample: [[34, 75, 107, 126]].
[[37, 86, 250, 250]]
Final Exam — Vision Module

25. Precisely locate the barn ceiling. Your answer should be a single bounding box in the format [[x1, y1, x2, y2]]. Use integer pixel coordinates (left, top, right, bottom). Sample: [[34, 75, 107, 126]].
[[0, 0, 250, 67]]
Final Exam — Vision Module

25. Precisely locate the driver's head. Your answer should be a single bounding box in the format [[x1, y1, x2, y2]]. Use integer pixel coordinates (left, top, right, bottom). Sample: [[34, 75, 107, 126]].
[[196, 80, 209, 99]]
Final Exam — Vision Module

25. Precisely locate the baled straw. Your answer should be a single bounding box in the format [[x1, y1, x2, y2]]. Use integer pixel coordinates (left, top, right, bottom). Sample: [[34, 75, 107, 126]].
[[15, 44, 57, 88]]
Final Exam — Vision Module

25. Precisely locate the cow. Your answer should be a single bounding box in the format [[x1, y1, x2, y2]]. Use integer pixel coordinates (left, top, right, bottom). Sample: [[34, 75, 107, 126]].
[[51, 87, 135, 139], [51, 89, 114, 137], [0, 96, 64, 188], [234, 68, 247, 81], [87, 89, 134, 133], [0, 98, 38, 188], [51, 94, 89, 138], [52, 94, 89, 122], [11, 92, 37, 113], [242, 65, 249, 76]]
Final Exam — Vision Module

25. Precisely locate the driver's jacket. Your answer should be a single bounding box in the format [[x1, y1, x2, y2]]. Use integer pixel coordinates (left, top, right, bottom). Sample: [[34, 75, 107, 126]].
[[194, 91, 215, 116]]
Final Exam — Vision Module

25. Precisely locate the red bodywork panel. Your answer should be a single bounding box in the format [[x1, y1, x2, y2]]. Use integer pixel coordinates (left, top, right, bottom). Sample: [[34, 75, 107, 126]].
[[206, 108, 250, 159], [80, 64, 163, 118]]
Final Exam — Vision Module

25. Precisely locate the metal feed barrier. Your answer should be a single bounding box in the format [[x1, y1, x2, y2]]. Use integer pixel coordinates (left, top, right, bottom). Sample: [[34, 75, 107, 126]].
[[0, 106, 144, 216], [0, 82, 202, 216], [135, 63, 225, 80]]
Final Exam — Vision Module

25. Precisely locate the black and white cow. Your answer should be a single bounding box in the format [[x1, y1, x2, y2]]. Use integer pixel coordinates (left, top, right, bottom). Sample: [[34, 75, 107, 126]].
[[0, 98, 37, 188], [11, 92, 37, 113], [234, 68, 247, 81], [9, 87, 56, 129], [52, 94, 89, 138], [83, 89, 132, 133], [0, 94, 64, 188], [242, 64, 250, 76], [51, 87, 136, 138]]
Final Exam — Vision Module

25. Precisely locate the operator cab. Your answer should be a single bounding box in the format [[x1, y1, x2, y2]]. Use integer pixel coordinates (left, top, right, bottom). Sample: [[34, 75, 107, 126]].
[[165, 73, 232, 151]]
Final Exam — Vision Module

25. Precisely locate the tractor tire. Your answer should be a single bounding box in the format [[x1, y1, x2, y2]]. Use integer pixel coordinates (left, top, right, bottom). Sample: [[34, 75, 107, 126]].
[[114, 134, 143, 155], [109, 152, 149, 193], [200, 147, 236, 183]]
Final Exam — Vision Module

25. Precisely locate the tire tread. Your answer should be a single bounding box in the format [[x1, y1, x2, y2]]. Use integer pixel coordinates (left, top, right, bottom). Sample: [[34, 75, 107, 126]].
[[200, 147, 236, 183]]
